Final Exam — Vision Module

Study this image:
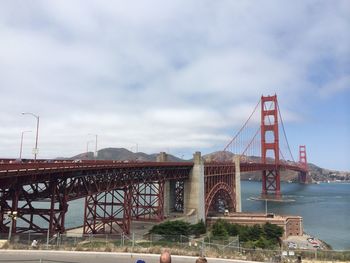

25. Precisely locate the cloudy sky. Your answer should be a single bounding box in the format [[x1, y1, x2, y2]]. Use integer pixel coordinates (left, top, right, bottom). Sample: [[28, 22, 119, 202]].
[[0, 0, 349, 170]]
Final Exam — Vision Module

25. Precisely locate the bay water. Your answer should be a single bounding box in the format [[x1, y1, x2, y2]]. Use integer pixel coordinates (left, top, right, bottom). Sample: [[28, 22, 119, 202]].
[[64, 181, 350, 250], [241, 181, 350, 250]]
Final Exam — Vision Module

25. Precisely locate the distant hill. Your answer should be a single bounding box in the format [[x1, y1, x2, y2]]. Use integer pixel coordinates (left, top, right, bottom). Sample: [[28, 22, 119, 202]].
[[71, 147, 184, 162], [202, 151, 350, 183]]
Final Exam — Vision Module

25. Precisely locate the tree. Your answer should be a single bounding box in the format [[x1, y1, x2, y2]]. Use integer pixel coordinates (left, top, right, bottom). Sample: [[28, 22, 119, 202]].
[[211, 220, 229, 240], [247, 224, 264, 241], [226, 223, 239, 236], [263, 222, 284, 241]]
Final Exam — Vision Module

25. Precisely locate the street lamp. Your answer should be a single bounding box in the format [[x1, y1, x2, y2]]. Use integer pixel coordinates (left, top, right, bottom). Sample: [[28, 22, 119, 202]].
[[19, 130, 32, 159], [130, 143, 138, 153], [7, 211, 17, 242], [21, 112, 40, 161], [86, 141, 94, 159], [88, 134, 98, 160]]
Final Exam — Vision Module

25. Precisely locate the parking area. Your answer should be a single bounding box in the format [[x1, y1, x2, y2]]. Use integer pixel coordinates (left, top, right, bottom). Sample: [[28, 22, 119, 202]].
[[284, 234, 325, 250]]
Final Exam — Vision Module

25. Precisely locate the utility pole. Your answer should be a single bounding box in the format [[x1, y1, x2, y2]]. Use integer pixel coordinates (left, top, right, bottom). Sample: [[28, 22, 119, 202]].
[[22, 112, 40, 161]]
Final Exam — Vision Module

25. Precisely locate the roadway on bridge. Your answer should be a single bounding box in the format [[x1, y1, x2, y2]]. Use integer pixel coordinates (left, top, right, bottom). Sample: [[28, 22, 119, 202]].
[[0, 250, 259, 263]]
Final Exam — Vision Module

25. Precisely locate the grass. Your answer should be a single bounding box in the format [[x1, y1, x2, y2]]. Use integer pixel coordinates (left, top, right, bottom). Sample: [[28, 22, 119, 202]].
[[2, 238, 350, 262]]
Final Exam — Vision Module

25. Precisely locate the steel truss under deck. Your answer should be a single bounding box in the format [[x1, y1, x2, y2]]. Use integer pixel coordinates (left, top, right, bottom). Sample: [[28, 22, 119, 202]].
[[0, 163, 191, 236]]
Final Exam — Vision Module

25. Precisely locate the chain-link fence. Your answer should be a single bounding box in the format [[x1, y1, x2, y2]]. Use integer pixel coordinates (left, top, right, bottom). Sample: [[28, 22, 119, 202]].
[[2, 232, 350, 262]]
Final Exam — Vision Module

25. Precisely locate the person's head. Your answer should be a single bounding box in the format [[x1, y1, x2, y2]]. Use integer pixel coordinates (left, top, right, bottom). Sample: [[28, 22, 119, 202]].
[[159, 250, 171, 263], [136, 260, 145, 263], [196, 257, 207, 263]]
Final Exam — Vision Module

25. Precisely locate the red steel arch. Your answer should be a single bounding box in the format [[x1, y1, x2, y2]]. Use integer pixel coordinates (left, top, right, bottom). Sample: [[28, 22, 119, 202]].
[[205, 182, 235, 217], [204, 163, 236, 217]]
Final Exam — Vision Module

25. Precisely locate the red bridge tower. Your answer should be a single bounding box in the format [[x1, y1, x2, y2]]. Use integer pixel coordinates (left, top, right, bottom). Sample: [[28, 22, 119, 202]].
[[299, 145, 308, 183], [261, 95, 281, 198]]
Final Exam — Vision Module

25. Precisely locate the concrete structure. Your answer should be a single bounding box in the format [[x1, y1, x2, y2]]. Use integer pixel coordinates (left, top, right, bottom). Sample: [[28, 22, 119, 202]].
[[234, 156, 242, 212], [156, 152, 168, 162], [184, 152, 205, 223], [207, 212, 303, 239], [157, 152, 175, 218]]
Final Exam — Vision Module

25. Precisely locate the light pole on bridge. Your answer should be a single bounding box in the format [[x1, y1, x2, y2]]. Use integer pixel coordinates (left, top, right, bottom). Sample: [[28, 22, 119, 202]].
[[88, 133, 98, 160], [19, 130, 31, 159], [21, 112, 40, 161], [86, 141, 94, 159]]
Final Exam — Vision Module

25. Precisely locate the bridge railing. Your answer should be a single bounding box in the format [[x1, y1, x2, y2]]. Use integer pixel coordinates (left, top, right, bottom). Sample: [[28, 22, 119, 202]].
[[0, 161, 194, 177]]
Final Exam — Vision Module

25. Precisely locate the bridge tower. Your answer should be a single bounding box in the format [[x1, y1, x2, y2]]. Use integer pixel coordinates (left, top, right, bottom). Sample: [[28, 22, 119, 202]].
[[261, 95, 281, 198], [299, 145, 308, 183], [184, 152, 205, 223]]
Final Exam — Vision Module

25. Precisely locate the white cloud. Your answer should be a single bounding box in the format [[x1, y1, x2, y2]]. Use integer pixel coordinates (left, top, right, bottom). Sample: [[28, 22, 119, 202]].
[[0, 0, 349, 162], [319, 75, 350, 97]]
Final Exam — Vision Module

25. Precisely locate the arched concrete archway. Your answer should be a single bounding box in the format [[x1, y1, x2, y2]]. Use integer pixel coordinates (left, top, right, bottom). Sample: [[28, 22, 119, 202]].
[[205, 182, 235, 217]]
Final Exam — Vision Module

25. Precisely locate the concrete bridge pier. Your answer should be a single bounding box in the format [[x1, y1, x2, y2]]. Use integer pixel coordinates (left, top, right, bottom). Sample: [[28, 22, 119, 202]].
[[234, 156, 242, 213], [157, 152, 175, 217], [184, 151, 205, 223]]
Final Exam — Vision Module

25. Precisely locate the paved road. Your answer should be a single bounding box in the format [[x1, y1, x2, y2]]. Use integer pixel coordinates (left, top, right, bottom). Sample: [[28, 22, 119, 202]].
[[0, 250, 258, 263]]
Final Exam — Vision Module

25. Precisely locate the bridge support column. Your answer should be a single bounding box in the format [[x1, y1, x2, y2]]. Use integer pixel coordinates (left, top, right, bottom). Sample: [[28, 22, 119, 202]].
[[299, 172, 307, 184], [174, 181, 184, 212], [83, 186, 132, 234], [158, 152, 180, 217], [158, 152, 172, 217], [0, 190, 6, 232], [131, 181, 165, 221], [262, 170, 281, 198], [234, 156, 242, 212], [163, 181, 176, 217], [9, 187, 19, 236], [184, 152, 205, 223], [46, 180, 68, 236], [0, 187, 20, 235], [48, 181, 57, 237], [0, 182, 68, 236]]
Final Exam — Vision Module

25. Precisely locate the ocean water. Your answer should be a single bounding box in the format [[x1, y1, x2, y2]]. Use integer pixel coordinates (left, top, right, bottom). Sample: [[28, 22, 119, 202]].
[[241, 181, 350, 250], [63, 181, 350, 250]]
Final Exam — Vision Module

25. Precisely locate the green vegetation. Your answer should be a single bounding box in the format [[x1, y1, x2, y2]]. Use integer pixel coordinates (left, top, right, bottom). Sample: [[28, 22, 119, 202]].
[[210, 219, 284, 249], [149, 219, 206, 237], [149, 219, 284, 249]]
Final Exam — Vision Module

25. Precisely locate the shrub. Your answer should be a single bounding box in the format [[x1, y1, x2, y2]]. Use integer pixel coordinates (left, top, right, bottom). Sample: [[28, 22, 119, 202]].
[[190, 219, 206, 237], [149, 220, 191, 235], [211, 219, 229, 240], [210, 220, 284, 249], [150, 220, 206, 237]]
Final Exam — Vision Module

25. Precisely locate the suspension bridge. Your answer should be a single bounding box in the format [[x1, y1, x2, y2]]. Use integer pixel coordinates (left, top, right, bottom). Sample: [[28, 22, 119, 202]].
[[0, 95, 308, 237]]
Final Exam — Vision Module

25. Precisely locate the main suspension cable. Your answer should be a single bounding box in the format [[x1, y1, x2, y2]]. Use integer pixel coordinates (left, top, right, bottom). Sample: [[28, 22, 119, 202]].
[[277, 103, 295, 163], [223, 99, 261, 152]]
